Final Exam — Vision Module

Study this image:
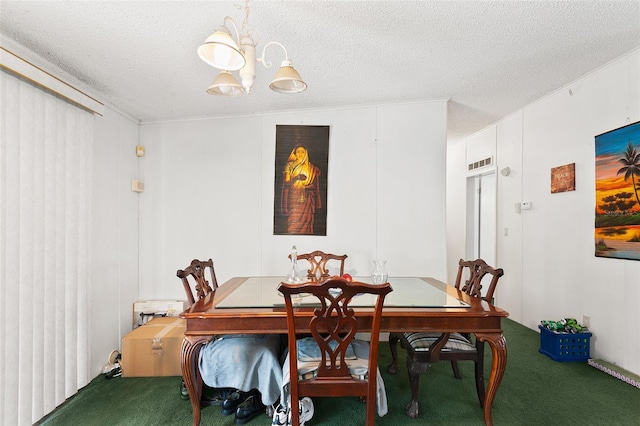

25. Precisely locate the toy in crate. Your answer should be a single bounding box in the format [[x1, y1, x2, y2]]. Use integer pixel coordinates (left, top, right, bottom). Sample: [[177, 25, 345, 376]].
[[539, 318, 591, 362]]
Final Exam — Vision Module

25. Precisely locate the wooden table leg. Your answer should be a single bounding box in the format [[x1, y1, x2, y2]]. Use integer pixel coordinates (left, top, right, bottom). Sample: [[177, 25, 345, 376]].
[[181, 337, 207, 426], [475, 332, 507, 426]]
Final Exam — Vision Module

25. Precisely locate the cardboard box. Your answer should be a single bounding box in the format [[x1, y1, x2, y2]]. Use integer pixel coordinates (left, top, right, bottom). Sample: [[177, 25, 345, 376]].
[[132, 299, 187, 329], [121, 317, 186, 377]]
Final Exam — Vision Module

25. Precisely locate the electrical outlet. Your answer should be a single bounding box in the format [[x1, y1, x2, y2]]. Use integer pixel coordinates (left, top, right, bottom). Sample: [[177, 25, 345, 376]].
[[582, 315, 590, 327]]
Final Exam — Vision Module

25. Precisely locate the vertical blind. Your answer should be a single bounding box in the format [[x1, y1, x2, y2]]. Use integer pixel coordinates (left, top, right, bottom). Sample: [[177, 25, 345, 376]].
[[1, 68, 94, 425]]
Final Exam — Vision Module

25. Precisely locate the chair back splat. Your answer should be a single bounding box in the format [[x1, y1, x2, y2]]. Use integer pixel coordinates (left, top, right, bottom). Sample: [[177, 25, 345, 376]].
[[278, 277, 392, 426], [455, 258, 504, 301], [176, 258, 218, 306], [289, 250, 348, 281]]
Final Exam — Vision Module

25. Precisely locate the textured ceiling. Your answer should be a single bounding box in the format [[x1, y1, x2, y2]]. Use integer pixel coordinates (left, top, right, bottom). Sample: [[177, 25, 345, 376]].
[[1, 1, 639, 140]]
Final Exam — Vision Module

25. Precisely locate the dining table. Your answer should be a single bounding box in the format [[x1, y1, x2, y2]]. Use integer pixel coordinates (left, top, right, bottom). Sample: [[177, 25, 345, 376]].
[[179, 276, 508, 426]]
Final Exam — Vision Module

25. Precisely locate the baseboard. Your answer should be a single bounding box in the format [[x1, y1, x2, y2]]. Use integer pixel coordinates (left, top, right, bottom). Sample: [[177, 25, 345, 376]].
[[588, 358, 640, 389]]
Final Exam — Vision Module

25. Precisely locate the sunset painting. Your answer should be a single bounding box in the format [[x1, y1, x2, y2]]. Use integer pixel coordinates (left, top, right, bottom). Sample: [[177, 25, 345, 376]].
[[594, 121, 640, 260]]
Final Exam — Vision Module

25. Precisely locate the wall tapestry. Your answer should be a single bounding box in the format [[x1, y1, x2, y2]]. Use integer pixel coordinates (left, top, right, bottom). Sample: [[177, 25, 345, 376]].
[[273, 125, 329, 236], [594, 121, 640, 260]]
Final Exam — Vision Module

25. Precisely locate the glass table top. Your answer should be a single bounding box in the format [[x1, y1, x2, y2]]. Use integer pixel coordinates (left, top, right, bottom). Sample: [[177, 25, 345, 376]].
[[215, 276, 469, 309]]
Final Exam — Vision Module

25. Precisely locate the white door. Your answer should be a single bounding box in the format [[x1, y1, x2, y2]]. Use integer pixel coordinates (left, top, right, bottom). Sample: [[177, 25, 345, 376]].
[[465, 171, 497, 297]]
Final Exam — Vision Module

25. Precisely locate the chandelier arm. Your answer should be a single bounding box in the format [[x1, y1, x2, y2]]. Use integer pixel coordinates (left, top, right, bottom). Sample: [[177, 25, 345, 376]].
[[222, 16, 241, 44], [258, 41, 289, 69]]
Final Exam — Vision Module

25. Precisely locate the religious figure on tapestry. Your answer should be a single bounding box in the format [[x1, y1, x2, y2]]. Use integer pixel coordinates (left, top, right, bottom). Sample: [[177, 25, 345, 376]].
[[274, 125, 329, 236]]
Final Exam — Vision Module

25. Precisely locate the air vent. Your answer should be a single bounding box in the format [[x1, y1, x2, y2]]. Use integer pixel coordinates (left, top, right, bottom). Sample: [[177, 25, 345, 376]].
[[468, 156, 493, 172]]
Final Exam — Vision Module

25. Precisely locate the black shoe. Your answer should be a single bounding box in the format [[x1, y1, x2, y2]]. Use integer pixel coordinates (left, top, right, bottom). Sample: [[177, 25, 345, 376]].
[[201, 387, 236, 407], [222, 389, 257, 416], [234, 394, 265, 425]]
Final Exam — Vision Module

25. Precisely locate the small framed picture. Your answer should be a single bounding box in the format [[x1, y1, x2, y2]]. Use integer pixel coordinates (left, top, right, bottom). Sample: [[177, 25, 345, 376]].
[[551, 163, 575, 193]]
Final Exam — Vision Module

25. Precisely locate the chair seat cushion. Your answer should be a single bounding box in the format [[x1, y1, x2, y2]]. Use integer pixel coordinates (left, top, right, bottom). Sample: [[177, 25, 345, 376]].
[[296, 336, 356, 362], [296, 339, 368, 378], [280, 339, 388, 416], [403, 332, 475, 352]]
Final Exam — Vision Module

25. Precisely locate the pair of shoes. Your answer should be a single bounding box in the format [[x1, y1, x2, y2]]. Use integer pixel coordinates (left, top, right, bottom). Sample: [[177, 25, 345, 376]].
[[222, 389, 259, 416], [235, 393, 266, 425], [202, 387, 235, 407], [271, 397, 314, 426]]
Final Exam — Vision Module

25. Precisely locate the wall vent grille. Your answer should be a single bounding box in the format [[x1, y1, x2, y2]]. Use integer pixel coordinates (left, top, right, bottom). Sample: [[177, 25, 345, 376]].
[[468, 156, 493, 172]]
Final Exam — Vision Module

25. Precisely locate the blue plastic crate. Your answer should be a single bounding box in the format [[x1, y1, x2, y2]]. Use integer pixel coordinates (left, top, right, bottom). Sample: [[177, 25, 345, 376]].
[[538, 325, 591, 362]]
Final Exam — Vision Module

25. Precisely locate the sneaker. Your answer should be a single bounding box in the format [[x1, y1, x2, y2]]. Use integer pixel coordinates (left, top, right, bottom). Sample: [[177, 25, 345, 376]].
[[104, 364, 121, 379], [180, 380, 189, 400], [298, 397, 314, 425], [272, 398, 314, 426], [271, 403, 288, 426]]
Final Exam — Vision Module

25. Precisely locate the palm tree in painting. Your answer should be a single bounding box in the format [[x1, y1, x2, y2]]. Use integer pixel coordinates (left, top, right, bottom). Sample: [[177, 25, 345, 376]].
[[617, 141, 640, 207]]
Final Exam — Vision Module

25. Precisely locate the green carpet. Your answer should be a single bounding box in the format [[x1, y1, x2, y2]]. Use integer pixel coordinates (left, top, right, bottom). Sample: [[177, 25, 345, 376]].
[[38, 319, 640, 425]]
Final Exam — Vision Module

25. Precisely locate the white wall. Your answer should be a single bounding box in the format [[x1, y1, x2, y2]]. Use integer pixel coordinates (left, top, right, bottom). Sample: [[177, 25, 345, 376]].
[[445, 138, 467, 282], [91, 106, 139, 376], [495, 112, 524, 322], [447, 48, 640, 375], [138, 101, 448, 299]]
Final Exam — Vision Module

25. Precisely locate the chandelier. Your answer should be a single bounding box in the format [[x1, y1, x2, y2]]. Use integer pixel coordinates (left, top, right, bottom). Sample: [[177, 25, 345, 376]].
[[197, 0, 307, 96]]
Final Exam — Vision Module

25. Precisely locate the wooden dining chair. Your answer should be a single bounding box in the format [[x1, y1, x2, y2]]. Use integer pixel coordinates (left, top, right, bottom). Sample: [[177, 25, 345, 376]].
[[289, 250, 348, 281], [386, 258, 504, 418], [278, 277, 392, 426], [176, 259, 226, 403], [177, 260, 284, 418], [176, 258, 218, 306]]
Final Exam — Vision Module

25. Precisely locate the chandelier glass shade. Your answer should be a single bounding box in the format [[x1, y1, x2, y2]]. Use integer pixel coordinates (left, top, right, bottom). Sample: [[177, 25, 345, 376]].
[[197, 0, 307, 96], [197, 30, 246, 71], [269, 60, 307, 93], [206, 71, 244, 96]]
